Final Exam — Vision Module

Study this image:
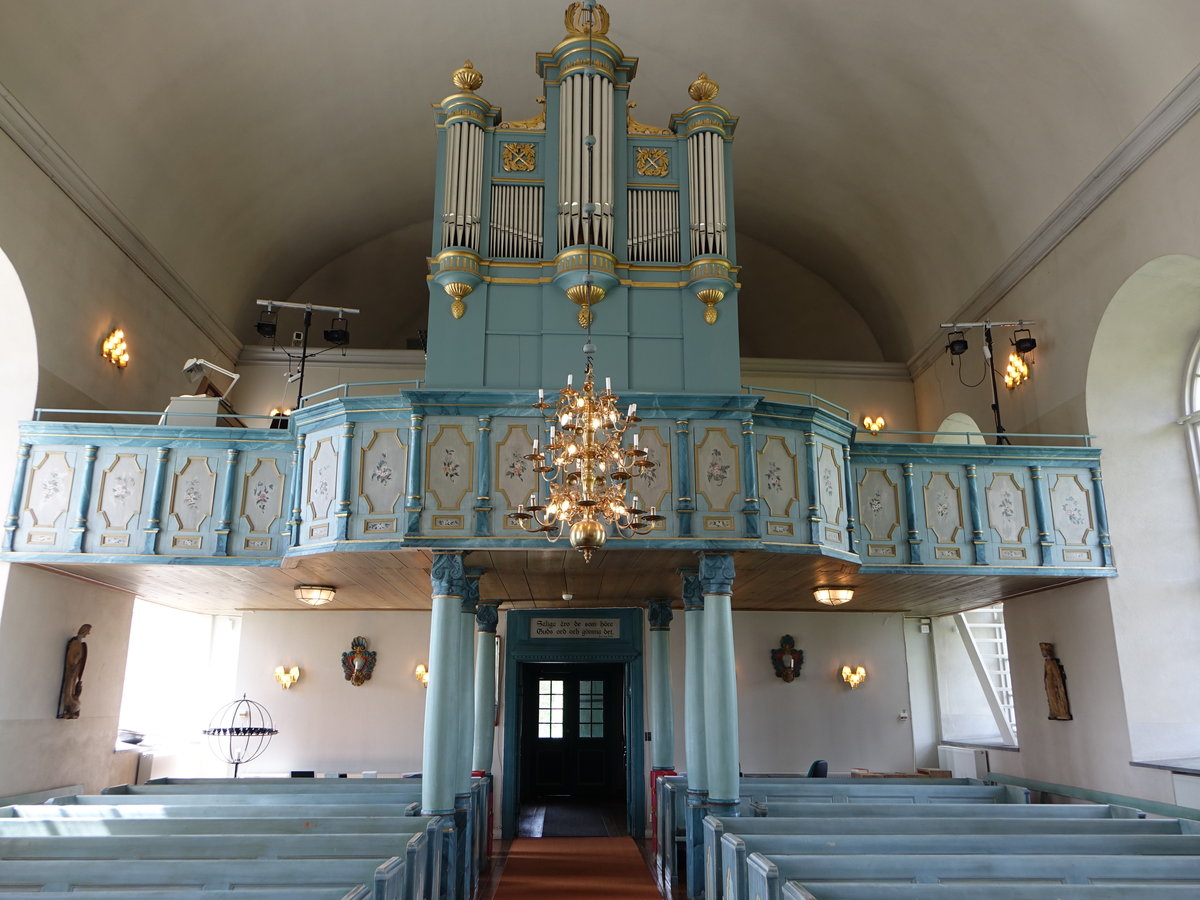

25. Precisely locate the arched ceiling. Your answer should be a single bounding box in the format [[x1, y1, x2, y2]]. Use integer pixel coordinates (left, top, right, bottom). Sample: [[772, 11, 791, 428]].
[[0, 0, 1197, 362]]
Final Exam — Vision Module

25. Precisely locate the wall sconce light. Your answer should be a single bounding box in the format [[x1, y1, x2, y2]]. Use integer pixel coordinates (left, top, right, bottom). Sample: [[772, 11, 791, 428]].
[[101, 329, 129, 368], [813, 586, 854, 606], [294, 585, 336, 606], [841, 664, 868, 689], [341, 636, 376, 686], [273, 665, 300, 690], [862, 415, 885, 434], [414, 663, 429, 688], [770, 635, 804, 683]]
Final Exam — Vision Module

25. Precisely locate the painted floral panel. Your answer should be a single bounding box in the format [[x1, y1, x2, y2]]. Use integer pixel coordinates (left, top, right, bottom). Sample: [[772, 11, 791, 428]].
[[858, 467, 899, 541], [170, 456, 216, 532], [695, 428, 739, 512], [985, 472, 1028, 544], [757, 434, 797, 518], [1051, 473, 1093, 545], [923, 471, 963, 544], [360, 429, 406, 514], [306, 438, 338, 521], [426, 424, 474, 510], [98, 454, 145, 529], [494, 423, 537, 518], [635, 426, 671, 513], [26, 451, 74, 528], [242, 457, 285, 533], [816, 444, 843, 526]]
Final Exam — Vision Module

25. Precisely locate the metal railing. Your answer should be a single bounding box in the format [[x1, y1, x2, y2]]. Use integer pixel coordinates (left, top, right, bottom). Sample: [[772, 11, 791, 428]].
[[32, 408, 280, 428], [740, 385, 853, 420], [301, 380, 424, 405]]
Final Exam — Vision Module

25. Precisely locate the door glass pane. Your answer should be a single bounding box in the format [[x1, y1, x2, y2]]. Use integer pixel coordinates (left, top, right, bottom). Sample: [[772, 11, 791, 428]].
[[578, 680, 604, 738], [538, 679, 565, 739]]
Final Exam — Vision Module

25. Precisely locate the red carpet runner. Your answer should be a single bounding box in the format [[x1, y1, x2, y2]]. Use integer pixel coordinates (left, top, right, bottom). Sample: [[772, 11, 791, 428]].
[[492, 837, 661, 899]]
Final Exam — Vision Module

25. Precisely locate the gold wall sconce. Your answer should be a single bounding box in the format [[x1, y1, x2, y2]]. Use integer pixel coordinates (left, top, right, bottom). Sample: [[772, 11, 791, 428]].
[[414, 663, 429, 688], [341, 636, 376, 686], [841, 664, 868, 689], [295, 585, 336, 607], [770, 635, 804, 683], [813, 586, 854, 607], [862, 415, 885, 433], [102, 329, 129, 367], [273, 665, 300, 690]]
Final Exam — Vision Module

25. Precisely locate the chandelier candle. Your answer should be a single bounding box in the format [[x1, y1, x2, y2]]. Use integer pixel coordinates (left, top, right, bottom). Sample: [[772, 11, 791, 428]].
[[508, 358, 663, 561]]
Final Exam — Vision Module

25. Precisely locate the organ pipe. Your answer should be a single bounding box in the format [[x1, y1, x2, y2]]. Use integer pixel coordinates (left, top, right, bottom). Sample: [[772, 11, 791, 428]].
[[557, 72, 614, 251], [687, 131, 727, 258], [442, 121, 485, 251]]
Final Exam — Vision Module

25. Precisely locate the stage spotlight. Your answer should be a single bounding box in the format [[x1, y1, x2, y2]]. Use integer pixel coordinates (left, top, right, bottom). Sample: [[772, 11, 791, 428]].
[[324, 316, 350, 346], [947, 331, 968, 356]]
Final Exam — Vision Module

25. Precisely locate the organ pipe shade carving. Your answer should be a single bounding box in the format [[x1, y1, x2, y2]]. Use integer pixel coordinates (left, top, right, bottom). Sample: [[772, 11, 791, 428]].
[[558, 72, 615, 252]]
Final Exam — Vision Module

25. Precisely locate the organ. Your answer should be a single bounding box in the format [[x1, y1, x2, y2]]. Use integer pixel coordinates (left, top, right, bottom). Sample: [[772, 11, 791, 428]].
[[425, 2, 740, 394]]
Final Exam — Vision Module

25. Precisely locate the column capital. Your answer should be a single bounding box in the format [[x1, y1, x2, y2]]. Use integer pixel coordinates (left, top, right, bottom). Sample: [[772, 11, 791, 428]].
[[679, 567, 703, 610], [461, 571, 480, 612], [647, 597, 674, 630], [476, 599, 501, 632], [431, 550, 466, 597], [697, 552, 735, 596]]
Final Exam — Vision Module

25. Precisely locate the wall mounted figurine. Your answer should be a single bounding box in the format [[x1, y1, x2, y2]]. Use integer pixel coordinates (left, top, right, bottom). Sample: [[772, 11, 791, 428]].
[[57, 623, 91, 719], [1041, 641, 1072, 720], [342, 635, 377, 686]]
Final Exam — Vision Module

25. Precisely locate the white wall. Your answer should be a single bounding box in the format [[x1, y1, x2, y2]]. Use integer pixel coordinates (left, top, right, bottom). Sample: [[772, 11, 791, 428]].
[[0, 565, 136, 795], [234, 609, 435, 777]]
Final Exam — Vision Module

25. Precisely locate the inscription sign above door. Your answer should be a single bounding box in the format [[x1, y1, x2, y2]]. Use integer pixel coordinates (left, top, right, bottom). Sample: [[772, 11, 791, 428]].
[[531, 617, 620, 639]]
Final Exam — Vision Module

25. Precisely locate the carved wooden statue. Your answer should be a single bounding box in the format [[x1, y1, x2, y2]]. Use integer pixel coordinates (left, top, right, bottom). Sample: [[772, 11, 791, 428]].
[[57, 623, 92, 719], [1041, 641, 1072, 721]]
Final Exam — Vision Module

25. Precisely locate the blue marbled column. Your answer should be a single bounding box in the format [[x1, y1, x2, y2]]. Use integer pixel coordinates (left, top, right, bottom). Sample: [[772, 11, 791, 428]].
[[143, 447, 171, 554], [675, 419, 694, 537], [288, 433, 306, 547], [405, 413, 425, 536], [804, 431, 821, 544], [474, 416, 492, 536], [215, 448, 240, 556], [902, 461, 923, 564], [4, 442, 31, 550], [842, 444, 858, 554], [335, 421, 355, 541], [699, 552, 738, 816], [740, 415, 761, 539], [680, 567, 707, 893], [423, 551, 466, 816], [1030, 465, 1053, 566], [965, 463, 986, 565], [647, 597, 676, 771], [458, 572, 480, 799], [69, 445, 98, 552], [472, 599, 501, 773], [1091, 466, 1113, 567]]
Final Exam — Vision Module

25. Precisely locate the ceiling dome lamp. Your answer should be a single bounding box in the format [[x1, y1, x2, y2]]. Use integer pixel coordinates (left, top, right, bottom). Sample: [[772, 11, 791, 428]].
[[294, 585, 336, 607], [813, 586, 854, 607]]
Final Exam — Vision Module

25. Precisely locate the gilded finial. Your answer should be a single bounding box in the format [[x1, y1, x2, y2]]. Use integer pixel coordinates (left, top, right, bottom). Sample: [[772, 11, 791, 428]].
[[565, 2, 610, 36], [452, 60, 484, 92], [688, 72, 719, 103]]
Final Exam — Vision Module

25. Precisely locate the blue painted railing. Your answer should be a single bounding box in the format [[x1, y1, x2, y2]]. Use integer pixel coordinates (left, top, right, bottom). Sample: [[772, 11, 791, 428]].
[[0, 389, 1115, 578]]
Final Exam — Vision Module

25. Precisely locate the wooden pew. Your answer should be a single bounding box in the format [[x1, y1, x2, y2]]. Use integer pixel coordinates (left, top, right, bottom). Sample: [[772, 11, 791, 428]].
[[746, 852, 1200, 900], [0, 858, 404, 899], [782, 883, 1200, 900], [722, 832, 1200, 900], [0, 814, 419, 835], [704, 813, 1190, 900]]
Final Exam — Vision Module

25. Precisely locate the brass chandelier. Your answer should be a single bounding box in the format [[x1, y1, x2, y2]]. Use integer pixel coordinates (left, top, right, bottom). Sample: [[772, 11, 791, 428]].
[[508, 341, 662, 561]]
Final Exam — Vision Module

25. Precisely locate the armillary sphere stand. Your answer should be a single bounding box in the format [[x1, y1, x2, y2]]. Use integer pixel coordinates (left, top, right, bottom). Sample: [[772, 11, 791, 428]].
[[202, 693, 278, 778]]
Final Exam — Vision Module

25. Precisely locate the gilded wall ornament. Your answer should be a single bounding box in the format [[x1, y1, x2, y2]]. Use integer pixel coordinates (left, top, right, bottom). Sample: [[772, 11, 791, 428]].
[[502, 143, 537, 172], [635, 147, 670, 177], [627, 102, 672, 136], [342, 636, 377, 687], [499, 98, 546, 131]]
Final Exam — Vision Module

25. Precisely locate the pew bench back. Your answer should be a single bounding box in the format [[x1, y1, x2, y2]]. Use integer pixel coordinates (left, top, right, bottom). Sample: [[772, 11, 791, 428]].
[[781, 883, 1200, 900]]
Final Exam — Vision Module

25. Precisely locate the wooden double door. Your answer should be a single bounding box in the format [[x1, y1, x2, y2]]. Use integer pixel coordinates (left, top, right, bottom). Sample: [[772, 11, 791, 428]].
[[519, 662, 626, 802]]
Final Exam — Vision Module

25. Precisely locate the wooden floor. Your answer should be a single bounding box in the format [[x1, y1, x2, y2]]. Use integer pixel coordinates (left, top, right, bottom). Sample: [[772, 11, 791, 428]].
[[482, 836, 664, 900]]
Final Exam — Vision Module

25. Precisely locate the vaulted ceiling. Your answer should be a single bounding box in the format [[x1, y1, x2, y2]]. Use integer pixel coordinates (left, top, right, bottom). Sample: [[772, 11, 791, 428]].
[[1, 0, 1198, 362]]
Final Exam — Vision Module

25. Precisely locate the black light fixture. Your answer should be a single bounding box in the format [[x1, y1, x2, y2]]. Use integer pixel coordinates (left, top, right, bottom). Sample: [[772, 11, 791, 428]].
[[255, 308, 278, 340], [1013, 328, 1037, 355], [323, 316, 350, 346], [946, 331, 969, 356], [940, 319, 1037, 444]]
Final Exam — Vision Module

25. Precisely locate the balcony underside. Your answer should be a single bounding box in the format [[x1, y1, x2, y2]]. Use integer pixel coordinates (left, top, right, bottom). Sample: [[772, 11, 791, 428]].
[[31, 547, 1104, 617]]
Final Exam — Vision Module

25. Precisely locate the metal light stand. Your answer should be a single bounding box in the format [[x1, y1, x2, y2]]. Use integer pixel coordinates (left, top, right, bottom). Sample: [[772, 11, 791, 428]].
[[256, 299, 361, 409], [941, 319, 1035, 446]]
